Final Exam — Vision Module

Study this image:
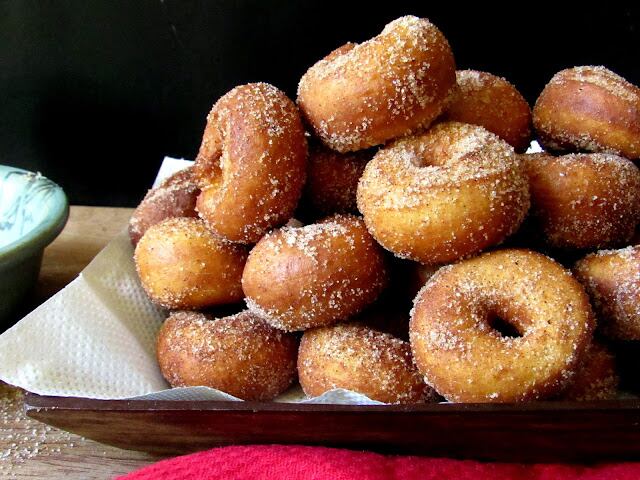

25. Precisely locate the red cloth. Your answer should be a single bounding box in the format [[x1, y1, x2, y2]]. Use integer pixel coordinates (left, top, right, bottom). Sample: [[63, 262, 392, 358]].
[[120, 445, 640, 480]]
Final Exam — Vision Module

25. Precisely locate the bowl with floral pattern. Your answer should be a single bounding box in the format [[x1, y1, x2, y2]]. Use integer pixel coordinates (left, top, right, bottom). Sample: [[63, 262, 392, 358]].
[[0, 165, 68, 324]]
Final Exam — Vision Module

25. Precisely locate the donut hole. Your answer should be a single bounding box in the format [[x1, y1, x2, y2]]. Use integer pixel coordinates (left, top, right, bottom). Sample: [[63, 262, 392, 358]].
[[487, 311, 522, 338]]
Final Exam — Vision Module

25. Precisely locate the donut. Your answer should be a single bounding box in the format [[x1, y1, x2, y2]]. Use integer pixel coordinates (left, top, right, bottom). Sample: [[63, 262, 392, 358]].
[[194, 82, 307, 244], [443, 70, 532, 152], [242, 214, 388, 331], [301, 142, 371, 217], [574, 246, 640, 340], [410, 249, 594, 403], [297, 15, 456, 152], [533, 66, 640, 160], [128, 167, 199, 246], [157, 310, 298, 401], [134, 218, 247, 309], [524, 153, 640, 250], [561, 342, 618, 401], [357, 122, 530, 265], [298, 323, 436, 404]]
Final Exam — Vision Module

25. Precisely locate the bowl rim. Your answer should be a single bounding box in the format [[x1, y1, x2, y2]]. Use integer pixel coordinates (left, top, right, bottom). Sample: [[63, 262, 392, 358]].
[[0, 165, 69, 266]]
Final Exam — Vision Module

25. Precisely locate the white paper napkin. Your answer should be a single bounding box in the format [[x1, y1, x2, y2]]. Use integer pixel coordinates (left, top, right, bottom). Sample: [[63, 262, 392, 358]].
[[0, 157, 383, 405]]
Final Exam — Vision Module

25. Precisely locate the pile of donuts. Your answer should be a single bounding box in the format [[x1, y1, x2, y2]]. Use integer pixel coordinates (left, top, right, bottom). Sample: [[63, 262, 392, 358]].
[[130, 16, 640, 404]]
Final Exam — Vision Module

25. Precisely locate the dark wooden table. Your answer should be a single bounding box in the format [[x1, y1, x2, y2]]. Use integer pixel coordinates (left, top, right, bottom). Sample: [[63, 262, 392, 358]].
[[0, 206, 164, 478]]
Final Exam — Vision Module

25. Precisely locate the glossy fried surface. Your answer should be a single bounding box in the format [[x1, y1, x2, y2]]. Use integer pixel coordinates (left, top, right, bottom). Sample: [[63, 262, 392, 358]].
[[410, 249, 594, 402], [135, 218, 247, 309], [195, 83, 307, 244], [524, 153, 640, 249], [298, 16, 456, 152], [533, 66, 640, 160], [357, 122, 530, 265], [157, 310, 298, 401], [298, 323, 436, 404], [243, 214, 388, 331]]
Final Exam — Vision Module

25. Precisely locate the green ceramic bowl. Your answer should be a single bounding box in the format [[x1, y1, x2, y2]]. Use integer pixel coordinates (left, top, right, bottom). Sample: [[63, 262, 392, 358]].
[[0, 165, 68, 323]]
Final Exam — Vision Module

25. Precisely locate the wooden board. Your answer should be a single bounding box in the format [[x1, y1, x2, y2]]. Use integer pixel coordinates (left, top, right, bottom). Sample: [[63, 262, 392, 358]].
[[23, 394, 640, 462]]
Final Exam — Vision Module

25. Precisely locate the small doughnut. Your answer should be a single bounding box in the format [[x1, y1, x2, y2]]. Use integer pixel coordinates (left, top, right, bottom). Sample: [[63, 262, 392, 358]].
[[297, 16, 456, 152], [301, 143, 371, 217], [524, 153, 640, 249], [561, 342, 618, 401], [298, 323, 436, 404], [243, 214, 388, 331], [410, 249, 594, 403], [135, 218, 247, 309], [128, 167, 199, 246], [357, 122, 530, 265], [443, 70, 532, 152], [574, 246, 640, 340], [194, 82, 307, 244], [533, 66, 640, 159], [157, 310, 298, 401]]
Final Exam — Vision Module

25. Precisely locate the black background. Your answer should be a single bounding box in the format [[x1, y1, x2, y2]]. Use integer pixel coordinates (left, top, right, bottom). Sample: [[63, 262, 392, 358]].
[[1, 2, 639, 206]]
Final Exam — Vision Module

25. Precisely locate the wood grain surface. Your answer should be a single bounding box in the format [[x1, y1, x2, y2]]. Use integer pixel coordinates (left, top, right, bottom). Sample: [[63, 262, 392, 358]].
[[1, 206, 163, 479]]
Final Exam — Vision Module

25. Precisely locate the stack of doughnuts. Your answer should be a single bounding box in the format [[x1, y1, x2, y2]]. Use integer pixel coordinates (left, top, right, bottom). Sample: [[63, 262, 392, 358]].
[[130, 15, 640, 404]]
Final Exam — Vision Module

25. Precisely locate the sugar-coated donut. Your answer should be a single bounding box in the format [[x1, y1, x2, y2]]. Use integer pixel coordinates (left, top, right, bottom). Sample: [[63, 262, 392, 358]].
[[410, 249, 594, 403], [298, 323, 436, 404], [128, 167, 199, 246], [574, 246, 640, 340], [561, 342, 618, 401], [243, 214, 388, 331], [533, 66, 640, 160], [443, 70, 532, 152], [157, 311, 298, 400], [524, 153, 640, 249], [135, 218, 247, 309], [297, 16, 456, 152], [357, 122, 530, 265], [301, 143, 371, 217], [194, 83, 307, 244]]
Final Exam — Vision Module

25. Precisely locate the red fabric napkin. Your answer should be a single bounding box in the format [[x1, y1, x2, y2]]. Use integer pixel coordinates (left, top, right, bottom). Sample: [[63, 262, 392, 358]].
[[120, 445, 640, 480]]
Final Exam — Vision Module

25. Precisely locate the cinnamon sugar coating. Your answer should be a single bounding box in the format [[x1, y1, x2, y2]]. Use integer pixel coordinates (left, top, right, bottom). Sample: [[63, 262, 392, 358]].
[[242, 214, 388, 331], [561, 342, 618, 401], [195, 83, 307, 244], [574, 246, 640, 340], [134, 218, 247, 309], [410, 249, 594, 403], [157, 310, 298, 401], [443, 70, 532, 152], [297, 16, 456, 152], [301, 142, 372, 217], [298, 323, 436, 404], [533, 66, 640, 160], [128, 167, 199, 246], [357, 122, 530, 265], [524, 153, 640, 249]]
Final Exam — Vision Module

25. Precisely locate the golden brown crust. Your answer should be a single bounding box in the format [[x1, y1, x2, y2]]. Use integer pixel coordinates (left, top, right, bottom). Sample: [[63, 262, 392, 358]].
[[443, 70, 532, 152], [533, 66, 640, 160], [561, 342, 618, 401], [297, 16, 456, 152], [574, 246, 640, 340], [524, 153, 640, 249], [409, 249, 594, 403], [301, 143, 371, 216], [128, 168, 199, 246], [157, 310, 298, 401], [357, 122, 530, 265], [242, 214, 388, 331], [194, 83, 307, 244], [298, 323, 436, 404], [134, 218, 247, 309]]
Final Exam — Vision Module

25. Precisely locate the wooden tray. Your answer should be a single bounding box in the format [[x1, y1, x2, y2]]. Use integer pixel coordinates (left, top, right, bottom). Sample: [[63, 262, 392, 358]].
[[24, 394, 640, 462]]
